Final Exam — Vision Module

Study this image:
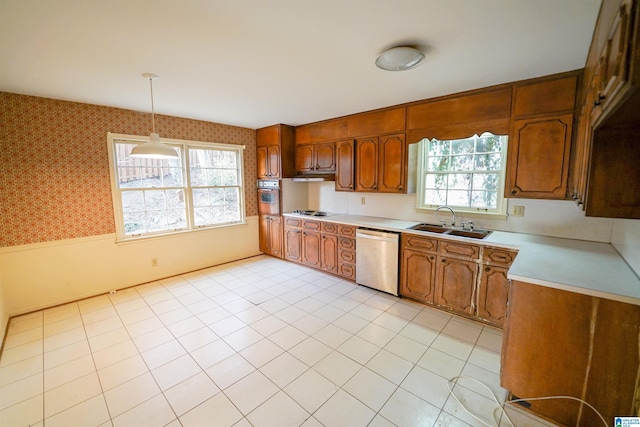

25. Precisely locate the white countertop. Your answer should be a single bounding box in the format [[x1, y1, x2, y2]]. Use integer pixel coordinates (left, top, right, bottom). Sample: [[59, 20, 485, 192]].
[[284, 213, 640, 306]]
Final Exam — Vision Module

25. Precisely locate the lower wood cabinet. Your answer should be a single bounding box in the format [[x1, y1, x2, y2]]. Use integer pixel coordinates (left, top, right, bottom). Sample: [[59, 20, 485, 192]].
[[501, 280, 640, 426], [283, 219, 355, 280], [400, 234, 517, 327], [259, 215, 283, 258]]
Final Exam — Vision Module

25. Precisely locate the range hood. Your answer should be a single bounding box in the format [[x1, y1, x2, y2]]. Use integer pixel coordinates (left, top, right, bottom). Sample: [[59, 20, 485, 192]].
[[292, 173, 335, 182]]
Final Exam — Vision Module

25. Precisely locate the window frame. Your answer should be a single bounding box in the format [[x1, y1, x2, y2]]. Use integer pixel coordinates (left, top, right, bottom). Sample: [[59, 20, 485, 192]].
[[107, 132, 246, 243], [415, 133, 508, 218]]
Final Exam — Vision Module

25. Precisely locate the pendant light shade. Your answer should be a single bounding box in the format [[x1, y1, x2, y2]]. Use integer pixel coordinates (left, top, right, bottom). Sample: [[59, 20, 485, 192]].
[[375, 46, 425, 71], [130, 73, 178, 159]]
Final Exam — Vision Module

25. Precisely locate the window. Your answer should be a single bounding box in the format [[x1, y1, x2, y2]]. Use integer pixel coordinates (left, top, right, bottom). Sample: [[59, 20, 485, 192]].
[[107, 133, 245, 241], [416, 133, 508, 215]]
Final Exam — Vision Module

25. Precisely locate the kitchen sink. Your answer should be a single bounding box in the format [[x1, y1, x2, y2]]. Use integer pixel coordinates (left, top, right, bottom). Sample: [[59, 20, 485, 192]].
[[408, 223, 449, 233], [407, 223, 492, 239]]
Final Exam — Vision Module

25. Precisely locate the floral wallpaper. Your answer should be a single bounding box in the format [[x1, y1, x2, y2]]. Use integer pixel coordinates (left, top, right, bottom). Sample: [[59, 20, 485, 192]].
[[0, 92, 257, 247]]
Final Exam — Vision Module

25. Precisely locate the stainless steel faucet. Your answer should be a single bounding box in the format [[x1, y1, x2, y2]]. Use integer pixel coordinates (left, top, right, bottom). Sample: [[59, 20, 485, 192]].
[[435, 205, 456, 227]]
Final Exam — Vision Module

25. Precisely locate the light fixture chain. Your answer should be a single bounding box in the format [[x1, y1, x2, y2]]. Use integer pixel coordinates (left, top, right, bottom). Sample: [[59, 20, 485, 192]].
[[149, 77, 156, 133]]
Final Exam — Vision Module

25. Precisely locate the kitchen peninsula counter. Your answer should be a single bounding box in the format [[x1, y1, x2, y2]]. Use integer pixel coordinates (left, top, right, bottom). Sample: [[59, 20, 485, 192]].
[[284, 213, 640, 306]]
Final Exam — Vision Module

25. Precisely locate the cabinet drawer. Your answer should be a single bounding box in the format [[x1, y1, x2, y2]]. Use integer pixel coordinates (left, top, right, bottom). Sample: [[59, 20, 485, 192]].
[[338, 263, 356, 280], [439, 241, 480, 260], [285, 218, 302, 227], [402, 234, 438, 252], [322, 222, 338, 234], [303, 220, 321, 230], [483, 247, 518, 267], [338, 248, 356, 263], [338, 237, 355, 250], [338, 225, 356, 237]]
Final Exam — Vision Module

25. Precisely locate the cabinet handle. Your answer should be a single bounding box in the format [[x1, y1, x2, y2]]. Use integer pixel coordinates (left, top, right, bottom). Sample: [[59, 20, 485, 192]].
[[485, 267, 491, 272], [441, 258, 446, 263], [511, 189, 517, 195], [593, 94, 605, 107], [429, 256, 435, 261], [349, 185, 353, 189]]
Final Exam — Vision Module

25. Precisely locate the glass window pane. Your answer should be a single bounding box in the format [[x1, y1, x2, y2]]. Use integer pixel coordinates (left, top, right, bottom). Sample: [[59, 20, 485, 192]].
[[223, 170, 238, 186], [145, 190, 166, 209], [451, 138, 474, 154], [192, 188, 209, 207], [190, 168, 205, 186], [425, 173, 447, 189], [473, 173, 499, 192], [447, 190, 470, 206], [474, 153, 501, 171], [121, 191, 144, 213], [161, 168, 183, 186], [449, 174, 471, 190], [123, 212, 145, 235], [166, 189, 185, 209], [428, 140, 450, 156], [146, 210, 168, 232], [428, 156, 449, 171], [424, 189, 446, 205], [471, 191, 497, 209], [450, 155, 474, 171], [476, 135, 503, 153]]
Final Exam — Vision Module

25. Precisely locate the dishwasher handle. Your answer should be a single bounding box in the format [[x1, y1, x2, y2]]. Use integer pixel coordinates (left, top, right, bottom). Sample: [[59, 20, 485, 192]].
[[356, 229, 399, 242]]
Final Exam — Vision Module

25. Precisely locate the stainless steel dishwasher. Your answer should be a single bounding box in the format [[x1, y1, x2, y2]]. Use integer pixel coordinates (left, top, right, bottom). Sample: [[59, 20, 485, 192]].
[[356, 229, 400, 296]]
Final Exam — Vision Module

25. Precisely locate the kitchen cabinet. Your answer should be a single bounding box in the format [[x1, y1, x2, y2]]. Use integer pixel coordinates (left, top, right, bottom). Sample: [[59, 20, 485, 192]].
[[506, 74, 578, 199], [501, 280, 640, 426], [435, 256, 477, 316], [355, 133, 406, 193], [295, 142, 335, 174], [283, 218, 349, 277], [335, 139, 355, 191], [400, 235, 438, 304], [256, 124, 296, 179], [336, 224, 356, 280], [400, 234, 516, 326], [259, 215, 283, 258], [572, 0, 640, 218]]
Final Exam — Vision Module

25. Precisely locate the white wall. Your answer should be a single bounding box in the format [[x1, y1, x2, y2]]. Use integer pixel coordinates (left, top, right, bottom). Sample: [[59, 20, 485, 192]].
[[612, 219, 640, 276], [0, 217, 260, 319]]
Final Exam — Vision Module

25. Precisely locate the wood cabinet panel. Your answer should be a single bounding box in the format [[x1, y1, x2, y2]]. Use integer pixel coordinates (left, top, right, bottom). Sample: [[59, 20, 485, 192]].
[[303, 220, 321, 231], [338, 263, 355, 280], [506, 113, 573, 199], [439, 241, 480, 260], [284, 226, 302, 262], [476, 265, 509, 326], [403, 235, 439, 252], [400, 249, 436, 304], [434, 256, 477, 315], [338, 247, 355, 263], [321, 233, 338, 274], [295, 119, 348, 144], [338, 236, 355, 250], [295, 145, 314, 172], [335, 139, 355, 191], [513, 75, 578, 117], [257, 145, 281, 179], [355, 137, 378, 191], [321, 222, 338, 234], [347, 107, 405, 137], [256, 124, 295, 178], [482, 247, 518, 267], [407, 88, 512, 130], [302, 230, 321, 268], [295, 142, 336, 174], [259, 215, 282, 257], [378, 134, 406, 193], [338, 224, 356, 237]]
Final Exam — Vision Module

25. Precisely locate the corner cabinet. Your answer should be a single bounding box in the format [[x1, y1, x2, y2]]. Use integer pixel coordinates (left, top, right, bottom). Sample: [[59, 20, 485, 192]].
[[256, 124, 296, 179]]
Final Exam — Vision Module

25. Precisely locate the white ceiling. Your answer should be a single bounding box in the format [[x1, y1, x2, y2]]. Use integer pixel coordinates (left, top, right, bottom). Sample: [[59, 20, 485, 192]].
[[0, 0, 601, 130]]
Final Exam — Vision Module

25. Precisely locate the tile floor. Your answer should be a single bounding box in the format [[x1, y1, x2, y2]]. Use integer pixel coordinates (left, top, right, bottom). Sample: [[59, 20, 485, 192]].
[[0, 255, 553, 427]]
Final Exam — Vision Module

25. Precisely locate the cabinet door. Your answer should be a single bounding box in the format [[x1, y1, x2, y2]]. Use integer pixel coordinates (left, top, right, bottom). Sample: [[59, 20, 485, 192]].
[[335, 140, 355, 191], [258, 215, 270, 253], [355, 137, 378, 191], [284, 226, 302, 262], [476, 265, 509, 326], [400, 248, 436, 304], [434, 256, 477, 315], [378, 134, 406, 193], [506, 114, 573, 199], [321, 233, 338, 274], [257, 146, 269, 179], [314, 142, 336, 172], [295, 145, 314, 172], [268, 216, 283, 258], [266, 145, 281, 178], [302, 230, 321, 268]]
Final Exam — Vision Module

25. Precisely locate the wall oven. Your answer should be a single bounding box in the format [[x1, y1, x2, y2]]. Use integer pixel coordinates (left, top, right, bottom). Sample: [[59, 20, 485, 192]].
[[257, 180, 280, 215]]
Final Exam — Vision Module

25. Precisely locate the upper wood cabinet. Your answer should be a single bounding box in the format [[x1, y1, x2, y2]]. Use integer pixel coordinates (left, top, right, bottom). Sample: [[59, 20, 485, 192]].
[[256, 124, 295, 179], [355, 133, 406, 193], [572, 0, 640, 218], [506, 113, 574, 199], [347, 107, 405, 137], [295, 142, 335, 173], [506, 74, 579, 199], [335, 139, 355, 191]]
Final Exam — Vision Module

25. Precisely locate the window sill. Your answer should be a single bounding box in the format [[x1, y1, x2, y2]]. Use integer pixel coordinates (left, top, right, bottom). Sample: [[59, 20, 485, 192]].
[[115, 221, 248, 245]]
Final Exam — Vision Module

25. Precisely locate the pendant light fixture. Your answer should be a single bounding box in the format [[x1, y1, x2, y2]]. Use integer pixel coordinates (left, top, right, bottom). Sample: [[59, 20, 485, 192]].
[[130, 73, 178, 159], [375, 46, 425, 71]]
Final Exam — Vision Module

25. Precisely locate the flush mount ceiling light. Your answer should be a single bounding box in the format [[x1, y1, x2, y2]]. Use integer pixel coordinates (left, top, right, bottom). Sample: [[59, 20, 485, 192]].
[[375, 46, 425, 71], [130, 73, 178, 159]]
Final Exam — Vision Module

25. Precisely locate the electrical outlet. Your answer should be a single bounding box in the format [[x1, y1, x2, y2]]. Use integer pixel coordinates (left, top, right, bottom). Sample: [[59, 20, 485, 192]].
[[511, 206, 525, 217], [151, 258, 158, 267], [360, 196, 366, 205]]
